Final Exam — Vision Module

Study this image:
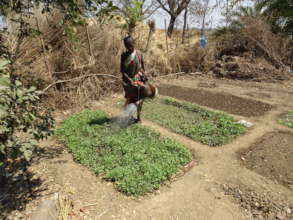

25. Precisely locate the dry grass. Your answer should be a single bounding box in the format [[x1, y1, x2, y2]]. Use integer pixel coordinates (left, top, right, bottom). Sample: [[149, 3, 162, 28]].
[[6, 9, 204, 109], [214, 17, 292, 70], [57, 186, 74, 220], [57, 194, 71, 220]]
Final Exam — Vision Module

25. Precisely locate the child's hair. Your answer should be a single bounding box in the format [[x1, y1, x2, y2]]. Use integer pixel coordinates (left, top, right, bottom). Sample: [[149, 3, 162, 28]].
[[123, 36, 134, 47]]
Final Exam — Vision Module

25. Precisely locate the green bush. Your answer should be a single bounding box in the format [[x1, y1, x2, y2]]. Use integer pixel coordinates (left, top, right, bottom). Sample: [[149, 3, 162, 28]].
[[0, 62, 54, 182], [56, 110, 192, 195], [143, 98, 247, 146]]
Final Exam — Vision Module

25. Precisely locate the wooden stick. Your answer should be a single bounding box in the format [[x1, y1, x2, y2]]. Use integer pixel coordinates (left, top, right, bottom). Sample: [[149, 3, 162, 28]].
[[164, 19, 169, 53], [85, 25, 93, 57], [43, 71, 202, 93], [156, 72, 202, 78], [42, 74, 121, 93], [35, 17, 51, 76]]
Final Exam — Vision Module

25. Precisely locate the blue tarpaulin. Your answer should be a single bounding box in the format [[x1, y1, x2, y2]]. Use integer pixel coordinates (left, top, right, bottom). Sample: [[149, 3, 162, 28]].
[[199, 35, 208, 48]]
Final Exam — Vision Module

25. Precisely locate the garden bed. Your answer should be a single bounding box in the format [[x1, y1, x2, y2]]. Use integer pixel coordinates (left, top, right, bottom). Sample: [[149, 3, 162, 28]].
[[238, 131, 293, 189], [158, 84, 272, 117], [56, 110, 192, 196], [143, 98, 247, 146]]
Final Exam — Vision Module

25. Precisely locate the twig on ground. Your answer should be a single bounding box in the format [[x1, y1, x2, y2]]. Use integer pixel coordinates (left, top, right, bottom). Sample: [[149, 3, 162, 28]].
[[97, 210, 108, 219], [156, 72, 202, 78], [83, 203, 99, 207]]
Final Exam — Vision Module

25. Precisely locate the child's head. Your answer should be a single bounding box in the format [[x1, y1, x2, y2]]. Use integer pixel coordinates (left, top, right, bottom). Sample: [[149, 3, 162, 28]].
[[123, 36, 134, 52]]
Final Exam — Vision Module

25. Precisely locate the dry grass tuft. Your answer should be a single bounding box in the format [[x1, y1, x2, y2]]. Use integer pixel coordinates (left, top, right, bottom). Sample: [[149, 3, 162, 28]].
[[57, 186, 74, 220]]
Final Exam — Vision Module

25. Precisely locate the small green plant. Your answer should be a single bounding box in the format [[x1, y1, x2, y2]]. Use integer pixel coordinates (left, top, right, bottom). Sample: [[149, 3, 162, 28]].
[[56, 110, 192, 195], [143, 98, 247, 146], [278, 111, 293, 128]]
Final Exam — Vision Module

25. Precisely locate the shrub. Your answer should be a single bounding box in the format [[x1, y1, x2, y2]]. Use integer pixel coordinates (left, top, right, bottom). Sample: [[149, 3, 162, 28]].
[[0, 62, 54, 183]]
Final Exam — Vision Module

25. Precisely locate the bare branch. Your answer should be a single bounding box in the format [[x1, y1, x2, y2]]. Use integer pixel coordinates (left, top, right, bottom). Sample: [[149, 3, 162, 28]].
[[42, 74, 121, 93], [157, 0, 172, 14]]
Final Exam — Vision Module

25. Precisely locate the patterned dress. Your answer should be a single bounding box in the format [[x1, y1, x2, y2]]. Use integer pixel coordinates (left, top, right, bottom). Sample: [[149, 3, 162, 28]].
[[120, 50, 147, 103]]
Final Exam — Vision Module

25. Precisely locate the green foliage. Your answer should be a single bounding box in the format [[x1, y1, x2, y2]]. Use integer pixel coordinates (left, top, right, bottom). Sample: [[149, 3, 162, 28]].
[[126, 0, 144, 22], [232, 5, 262, 18], [0, 0, 118, 42], [0, 0, 117, 19], [256, 0, 293, 35], [122, 0, 144, 35], [0, 61, 54, 179], [56, 110, 192, 195], [212, 24, 241, 37], [143, 98, 247, 146], [214, 1, 293, 37], [212, 6, 261, 37], [278, 111, 293, 128]]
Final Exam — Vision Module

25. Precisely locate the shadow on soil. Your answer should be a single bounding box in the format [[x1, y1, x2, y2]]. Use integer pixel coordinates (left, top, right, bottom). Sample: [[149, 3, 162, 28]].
[[0, 143, 64, 218], [0, 170, 43, 218]]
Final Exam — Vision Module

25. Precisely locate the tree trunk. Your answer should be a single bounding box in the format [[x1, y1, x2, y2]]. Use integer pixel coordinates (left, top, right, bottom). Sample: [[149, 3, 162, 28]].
[[128, 20, 136, 37], [182, 8, 188, 44], [145, 22, 155, 52], [167, 15, 177, 37], [0, 163, 6, 185], [201, 12, 206, 35]]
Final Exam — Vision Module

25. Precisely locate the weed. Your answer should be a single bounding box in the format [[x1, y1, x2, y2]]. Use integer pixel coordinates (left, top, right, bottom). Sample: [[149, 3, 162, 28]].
[[278, 111, 293, 128], [56, 110, 192, 195], [143, 98, 247, 146]]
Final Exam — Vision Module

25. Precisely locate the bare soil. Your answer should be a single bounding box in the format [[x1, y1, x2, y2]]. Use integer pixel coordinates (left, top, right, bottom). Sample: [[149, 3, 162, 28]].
[[238, 131, 293, 190], [223, 184, 293, 220], [158, 84, 273, 117]]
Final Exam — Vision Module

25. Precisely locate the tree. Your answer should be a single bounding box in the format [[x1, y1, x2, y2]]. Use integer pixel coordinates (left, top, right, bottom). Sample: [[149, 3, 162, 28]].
[[232, 5, 262, 18], [145, 20, 156, 51], [0, 0, 117, 28], [0, 59, 54, 185], [256, 0, 293, 35], [122, 0, 145, 36], [212, 5, 261, 37], [228, 5, 261, 30], [157, 0, 191, 37], [182, 7, 188, 43], [116, 0, 160, 36], [0, 0, 116, 189], [189, 0, 220, 35], [117, 0, 160, 19]]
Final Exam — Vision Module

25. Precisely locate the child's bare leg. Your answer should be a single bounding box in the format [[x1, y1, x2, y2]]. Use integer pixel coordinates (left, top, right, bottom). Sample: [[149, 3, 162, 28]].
[[136, 100, 143, 122], [124, 96, 130, 107]]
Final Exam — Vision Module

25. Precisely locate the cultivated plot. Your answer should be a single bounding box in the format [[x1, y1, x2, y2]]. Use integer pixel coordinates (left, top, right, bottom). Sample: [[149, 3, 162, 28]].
[[143, 98, 247, 146], [238, 131, 293, 189], [158, 84, 273, 117], [56, 110, 192, 196]]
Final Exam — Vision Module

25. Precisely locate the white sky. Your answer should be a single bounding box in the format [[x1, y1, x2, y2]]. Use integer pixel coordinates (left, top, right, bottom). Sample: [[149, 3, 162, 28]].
[[149, 0, 254, 29], [0, 0, 254, 30]]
